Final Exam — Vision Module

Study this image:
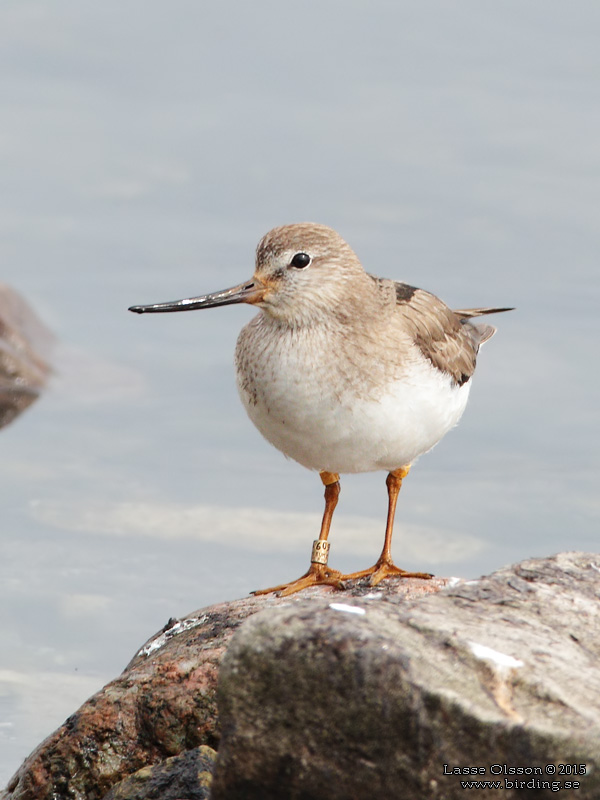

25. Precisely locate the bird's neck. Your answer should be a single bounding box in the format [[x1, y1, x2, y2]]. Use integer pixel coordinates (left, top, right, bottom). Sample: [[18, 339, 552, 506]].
[[259, 272, 383, 332]]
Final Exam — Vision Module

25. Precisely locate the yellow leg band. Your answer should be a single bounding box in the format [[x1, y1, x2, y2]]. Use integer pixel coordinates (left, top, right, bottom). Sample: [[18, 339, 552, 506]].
[[311, 540, 330, 565], [319, 470, 340, 486]]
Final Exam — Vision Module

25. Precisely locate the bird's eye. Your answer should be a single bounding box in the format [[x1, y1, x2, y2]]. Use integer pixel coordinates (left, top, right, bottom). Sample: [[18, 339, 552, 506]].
[[290, 252, 311, 269]]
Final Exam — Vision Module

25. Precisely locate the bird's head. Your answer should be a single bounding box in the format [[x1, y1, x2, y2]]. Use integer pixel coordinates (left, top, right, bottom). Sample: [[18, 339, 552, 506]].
[[251, 223, 365, 324], [129, 223, 367, 327]]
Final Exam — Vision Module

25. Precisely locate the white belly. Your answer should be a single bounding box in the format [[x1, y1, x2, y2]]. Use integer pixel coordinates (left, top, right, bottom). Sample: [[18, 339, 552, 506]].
[[235, 323, 470, 474]]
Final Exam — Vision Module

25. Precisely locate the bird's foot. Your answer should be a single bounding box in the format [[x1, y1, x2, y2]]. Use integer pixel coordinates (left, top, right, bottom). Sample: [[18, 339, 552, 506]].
[[251, 563, 344, 597], [340, 559, 433, 587]]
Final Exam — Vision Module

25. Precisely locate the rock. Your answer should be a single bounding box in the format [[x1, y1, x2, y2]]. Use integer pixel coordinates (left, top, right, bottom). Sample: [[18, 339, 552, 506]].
[[2, 578, 446, 800], [1, 596, 256, 800], [212, 552, 600, 800], [0, 284, 52, 430], [9, 553, 600, 800], [101, 745, 216, 800]]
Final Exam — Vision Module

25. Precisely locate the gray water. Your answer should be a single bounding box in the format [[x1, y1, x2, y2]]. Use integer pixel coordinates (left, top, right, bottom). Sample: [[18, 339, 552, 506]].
[[1, 0, 599, 783]]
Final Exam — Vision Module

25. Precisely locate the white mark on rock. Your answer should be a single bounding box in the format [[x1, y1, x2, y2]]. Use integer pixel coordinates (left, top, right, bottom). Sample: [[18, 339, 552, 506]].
[[468, 641, 524, 669], [329, 603, 366, 616], [446, 576, 462, 587], [589, 563, 600, 574], [138, 615, 207, 657]]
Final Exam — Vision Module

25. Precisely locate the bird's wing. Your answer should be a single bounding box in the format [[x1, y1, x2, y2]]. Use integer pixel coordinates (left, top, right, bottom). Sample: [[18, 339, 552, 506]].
[[393, 282, 489, 386]]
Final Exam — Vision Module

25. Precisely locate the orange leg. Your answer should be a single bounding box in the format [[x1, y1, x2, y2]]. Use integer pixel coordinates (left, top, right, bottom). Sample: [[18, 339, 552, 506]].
[[340, 466, 433, 585], [252, 471, 345, 597]]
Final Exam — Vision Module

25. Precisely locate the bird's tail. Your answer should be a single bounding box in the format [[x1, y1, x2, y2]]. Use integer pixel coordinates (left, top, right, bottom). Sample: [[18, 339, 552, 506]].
[[454, 307, 514, 346], [453, 306, 515, 319]]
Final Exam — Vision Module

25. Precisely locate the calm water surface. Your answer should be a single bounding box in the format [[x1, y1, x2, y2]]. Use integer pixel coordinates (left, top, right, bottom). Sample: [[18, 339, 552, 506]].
[[1, 0, 599, 783]]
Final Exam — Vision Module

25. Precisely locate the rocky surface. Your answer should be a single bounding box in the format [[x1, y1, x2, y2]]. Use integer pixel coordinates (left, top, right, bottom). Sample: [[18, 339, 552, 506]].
[[0, 284, 52, 430], [101, 745, 216, 800], [213, 552, 600, 800], [5, 553, 600, 800], [2, 577, 446, 800]]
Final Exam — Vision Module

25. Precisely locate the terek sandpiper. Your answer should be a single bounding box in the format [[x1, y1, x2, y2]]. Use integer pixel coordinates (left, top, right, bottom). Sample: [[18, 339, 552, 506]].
[[130, 223, 512, 596]]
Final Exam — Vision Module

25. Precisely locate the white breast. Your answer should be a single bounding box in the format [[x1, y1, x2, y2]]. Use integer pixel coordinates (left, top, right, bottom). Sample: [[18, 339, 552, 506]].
[[235, 317, 471, 474]]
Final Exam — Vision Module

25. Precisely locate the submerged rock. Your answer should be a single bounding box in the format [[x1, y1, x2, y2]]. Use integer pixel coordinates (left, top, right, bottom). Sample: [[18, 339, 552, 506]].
[[0, 284, 52, 429]]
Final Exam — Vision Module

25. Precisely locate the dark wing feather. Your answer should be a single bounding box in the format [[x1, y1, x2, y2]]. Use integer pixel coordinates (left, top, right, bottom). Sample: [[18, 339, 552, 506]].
[[394, 282, 487, 386]]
